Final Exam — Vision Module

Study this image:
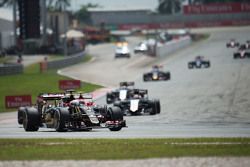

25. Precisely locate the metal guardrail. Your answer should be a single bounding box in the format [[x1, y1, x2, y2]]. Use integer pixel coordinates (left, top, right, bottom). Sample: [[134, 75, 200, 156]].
[[46, 51, 86, 70], [0, 51, 85, 76], [0, 63, 23, 76]]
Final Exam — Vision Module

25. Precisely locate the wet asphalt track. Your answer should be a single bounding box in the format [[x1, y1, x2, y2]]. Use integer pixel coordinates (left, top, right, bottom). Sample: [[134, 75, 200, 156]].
[[1, 27, 250, 138]]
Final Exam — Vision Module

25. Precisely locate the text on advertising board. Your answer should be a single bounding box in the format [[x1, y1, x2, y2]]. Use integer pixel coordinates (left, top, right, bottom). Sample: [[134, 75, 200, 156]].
[[59, 80, 81, 90], [5, 95, 32, 108], [183, 3, 250, 14]]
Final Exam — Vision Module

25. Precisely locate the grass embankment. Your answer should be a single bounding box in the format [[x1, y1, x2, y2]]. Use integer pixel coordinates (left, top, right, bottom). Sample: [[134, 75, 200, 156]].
[[0, 138, 249, 160], [0, 55, 102, 112]]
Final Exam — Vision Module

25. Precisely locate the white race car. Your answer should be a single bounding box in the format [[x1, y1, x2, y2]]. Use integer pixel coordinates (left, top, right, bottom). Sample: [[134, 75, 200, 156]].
[[115, 44, 130, 58], [134, 42, 148, 54]]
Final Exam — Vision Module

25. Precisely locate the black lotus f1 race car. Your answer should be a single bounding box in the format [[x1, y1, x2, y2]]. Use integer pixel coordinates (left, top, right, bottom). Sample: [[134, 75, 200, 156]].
[[113, 89, 160, 116], [106, 82, 135, 104], [188, 56, 210, 69], [18, 93, 126, 132], [143, 65, 171, 82], [226, 39, 239, 48]]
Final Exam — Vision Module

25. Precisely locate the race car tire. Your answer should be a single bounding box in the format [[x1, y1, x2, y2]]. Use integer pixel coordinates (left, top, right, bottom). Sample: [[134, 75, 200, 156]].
[[246, 53, 250, 58], [106, 93, 113, 104], [23, 107, 40, 131], [143, 74, 148, 82], [155, 100, 161, 114], [54, 108, 70, 132], [205, 62, 210, 68], [188, 63, 193, 69], [107, 106, 123, 131], [165, 72, 171, 80], [107, 106, 123, 121], [99, 105, 108, 117], [150, 101, 157, 115], [234, 54, 238, 59], [17, 107, 25, 125]]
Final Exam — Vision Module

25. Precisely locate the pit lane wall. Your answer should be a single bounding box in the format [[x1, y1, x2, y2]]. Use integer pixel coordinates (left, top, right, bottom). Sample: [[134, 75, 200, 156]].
[[46, 51, 85, 70], [0, 63, 23, 76], [0, 52, 85, 76], [156, 36, 191, 57]]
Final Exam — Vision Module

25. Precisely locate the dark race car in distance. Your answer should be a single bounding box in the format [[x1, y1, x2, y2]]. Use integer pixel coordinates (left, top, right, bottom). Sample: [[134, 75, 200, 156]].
[[226, 39, 239, 48], [143, 65, 171, 82], [18, 93, 126, 132], [188, 56, 210, 69], [113, 89, 160, 116], [106, 82, 135, 104]]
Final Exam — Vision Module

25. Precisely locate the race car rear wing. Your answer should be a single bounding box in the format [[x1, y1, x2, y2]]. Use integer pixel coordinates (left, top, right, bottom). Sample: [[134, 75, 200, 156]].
[[37, 93, 65, 101], [130, 89, 148, 95], [119, 81, 135, 87]]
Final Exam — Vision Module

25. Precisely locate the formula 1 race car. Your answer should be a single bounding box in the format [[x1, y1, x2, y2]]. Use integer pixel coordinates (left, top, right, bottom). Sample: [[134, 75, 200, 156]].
[[106, 82, 135, 104], [226, 39, 239, 48], [134, 42, 148, 54], [18, 93, 126, 132], [113, 89, 160, 115], [188, 56, 210, 69], [233, 47, 250, 59], [115, 43, 130, 58], [143, 65, 171, 82]]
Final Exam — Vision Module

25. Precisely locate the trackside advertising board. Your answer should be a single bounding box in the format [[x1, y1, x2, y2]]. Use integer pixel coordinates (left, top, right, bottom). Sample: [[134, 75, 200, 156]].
[[5, 95, 32, 108], [183, 3, 250, 14], [59, 80, 81, 90]]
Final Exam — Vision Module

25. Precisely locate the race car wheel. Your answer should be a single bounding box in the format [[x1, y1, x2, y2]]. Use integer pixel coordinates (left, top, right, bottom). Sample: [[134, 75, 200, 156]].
[[143, 75, 148, 82], [150, 101, 157, 115], [188, 63, 193, 69], [155, 100, 161, 114], [107, 107, 123, 131], [107, 106, 123, 121], [106, 93, 113, 104], [23, 107, 40, 131], [109, 126, 122, 131], [54, 108, 70, 132], [165, 72, 171, 80], [99, 105, 108, 117], [17, 107, 25, 125], [205, 62, 210, 68]]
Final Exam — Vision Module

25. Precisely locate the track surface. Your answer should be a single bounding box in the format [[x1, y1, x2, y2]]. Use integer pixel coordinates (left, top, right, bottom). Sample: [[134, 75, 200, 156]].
[[1, 27, 250, 138]]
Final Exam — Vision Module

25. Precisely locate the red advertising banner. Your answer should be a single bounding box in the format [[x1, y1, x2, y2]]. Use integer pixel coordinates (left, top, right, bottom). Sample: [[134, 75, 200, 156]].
[[5, 95, 32, 108], [59, 80, 81, 90], [118, 20, 250, 30], [183, 3, 250, 14]]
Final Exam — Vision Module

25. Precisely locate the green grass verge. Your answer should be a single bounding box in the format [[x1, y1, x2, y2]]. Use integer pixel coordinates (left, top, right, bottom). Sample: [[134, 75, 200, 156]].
[[0, 138, 249, 160], [0, 56, 13, 63], [0, 56, 102, 112]]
